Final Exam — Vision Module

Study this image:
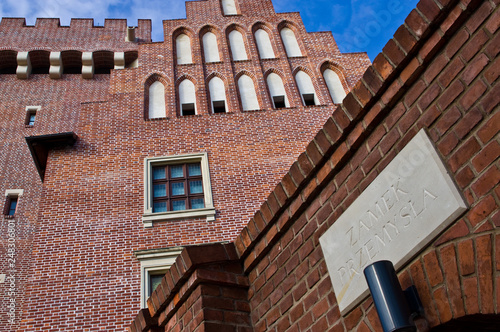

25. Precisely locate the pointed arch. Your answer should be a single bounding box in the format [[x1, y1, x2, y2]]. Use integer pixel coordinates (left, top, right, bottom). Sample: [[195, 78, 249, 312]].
[[144, 73, 169, 120], [266, 71, 289, 108], [253, 24, 275, 59], [227, 27, 248, 61], [177, 77, 197, 116], [236, 72, 259, 111], [208, 75, 227, 113], [295, 70, 319, 106], [200, 26, 221, 63], [174, 28, 194, 65], [280, 26, 302, 57], [321, 62, 347, 104]]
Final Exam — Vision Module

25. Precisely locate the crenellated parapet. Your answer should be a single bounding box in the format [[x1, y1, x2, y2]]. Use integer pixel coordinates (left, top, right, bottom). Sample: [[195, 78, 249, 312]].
[[0, 17, 152, 51]]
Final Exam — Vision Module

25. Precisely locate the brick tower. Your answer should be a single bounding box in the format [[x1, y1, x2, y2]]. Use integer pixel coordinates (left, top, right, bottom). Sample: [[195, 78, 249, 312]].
[[0, 0, 370, 330]]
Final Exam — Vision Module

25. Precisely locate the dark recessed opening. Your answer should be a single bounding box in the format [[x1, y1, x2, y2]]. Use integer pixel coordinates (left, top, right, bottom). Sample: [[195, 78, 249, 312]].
[[4, 196, 18, 216], [273, 95, 286, 108], [303, 93, 316, 106], [25, 110, 37, 126], [213, 100, 226, 113], [182, 103, 196, 116]]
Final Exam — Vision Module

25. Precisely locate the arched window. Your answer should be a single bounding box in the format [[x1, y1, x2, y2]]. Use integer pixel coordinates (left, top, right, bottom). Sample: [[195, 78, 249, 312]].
[[228, 30, 248, 61], [221, 0, 237, 15], [267, 73, 289, 108], [238, 75, 259, 111], [202, 32, 220, 63], [255, 29, 275, 59], [280, 28, 302, 57], [179, 79, 196, 115], [149, 81, 166, 119], [208, 77, 227, 113], [323, 69, 346, 104], [176, 34, 193, 65], [295, 71, 318, 106]]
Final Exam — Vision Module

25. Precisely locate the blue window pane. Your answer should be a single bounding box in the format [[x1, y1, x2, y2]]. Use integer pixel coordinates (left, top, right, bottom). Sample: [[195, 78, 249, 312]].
[[191, 198, 204, 209], [28, 114, 36, 126], [189, 180, 203, 194], [171, 165, 184, 178], [153, 184, 166, 198], [171, 183, 185, 196], [172, 200, 186, 211], [188, 163, 201, 176], [153, 167, 166, 180], [8, 199, 17, 215], [153, 202, 167, 213]]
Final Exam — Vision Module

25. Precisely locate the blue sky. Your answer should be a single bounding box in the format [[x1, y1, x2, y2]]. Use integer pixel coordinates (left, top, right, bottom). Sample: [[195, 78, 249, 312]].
[[0, 0, 419, 60]]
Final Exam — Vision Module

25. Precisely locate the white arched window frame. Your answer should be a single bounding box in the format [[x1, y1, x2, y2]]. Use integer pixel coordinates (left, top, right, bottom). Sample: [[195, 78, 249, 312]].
[[295, 71, 319, 106], [149, 81, 166, 119], [221, 0, 237, 15], [208, 77, 227, 113], [202, 32, 220, 63], [179, 79, 197, 115], [228, 30, 248, 61], [267, 73, 289, 108], [176, 34, 193, 65], [323, 69, 347, 104], [255, 29, 275, 59], [280, 27, 302, 57], [238, 75, 259, 111]]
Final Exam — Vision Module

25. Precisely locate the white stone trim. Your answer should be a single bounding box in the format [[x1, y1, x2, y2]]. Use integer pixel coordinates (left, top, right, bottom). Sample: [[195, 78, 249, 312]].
[[142, 152, 215, 227], [5, 189, 24, 197], [114, 52, 125, 70], [82, 52, 94, 79], [49, 52, 63, 79], [134, 247, 183, 308], [16, 52, 31, 80]]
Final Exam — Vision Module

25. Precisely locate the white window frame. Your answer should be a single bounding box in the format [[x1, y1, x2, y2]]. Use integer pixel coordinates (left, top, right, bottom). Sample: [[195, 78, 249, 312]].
[[142, 152, 215, 227], [134, 247, 183, 308], [25, 106, 41, 126]]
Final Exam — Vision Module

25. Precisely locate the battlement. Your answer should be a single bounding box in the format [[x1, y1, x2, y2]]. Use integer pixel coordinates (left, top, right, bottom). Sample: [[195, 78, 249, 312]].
[[0, 17, 152, 51]]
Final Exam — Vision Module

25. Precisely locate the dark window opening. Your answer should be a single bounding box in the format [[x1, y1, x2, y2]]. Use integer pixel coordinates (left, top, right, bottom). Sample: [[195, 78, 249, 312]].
[[4, 196, 18, 216], [181, 103, 196, 116], [273, 95, 286, 108], [26, 110, 36, 126], [148, 273, 165, 298], [213, 100, 226, 113], [152, 162, 204, 213], [303, 93, 316, 106]]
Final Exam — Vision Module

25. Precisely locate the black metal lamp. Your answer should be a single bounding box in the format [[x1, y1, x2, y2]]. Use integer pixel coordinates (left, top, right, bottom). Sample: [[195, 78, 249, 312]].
[[364, 261, 423, 332]]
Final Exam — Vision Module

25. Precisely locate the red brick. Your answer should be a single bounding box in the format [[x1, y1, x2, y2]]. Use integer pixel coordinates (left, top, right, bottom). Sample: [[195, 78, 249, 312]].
[[463, 276, 480, 314], [471, 166, 500, 197], [383, 39, 406, 67], [481, 82, 500, 113], [455, 166, 475, 189], [484, 55, 500, 84], [433, 286, 453, 323], [418, 82, 442, 111], [438, 57, 465, 88], [434, 219, 470, 246], [465, 1, 493, 34], [417, 0, 442, 23], [476, 234, 494, 313], [440, 244, 466, 317], [438, 80, 465, 111], [445, 28, 469, 59], [472, 141, 500, 173], [423, 251, 444, 287], [457, 239, 475, 275], [468, 195, 497, 227], [448, 136, 481, 172], [372, 53, 395, 81], [477, 112, 500, 143], [454, 107, 483, 138], [485, 30, 500, 58]]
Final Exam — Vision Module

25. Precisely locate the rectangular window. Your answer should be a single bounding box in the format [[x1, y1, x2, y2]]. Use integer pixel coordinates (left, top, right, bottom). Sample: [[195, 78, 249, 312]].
[[151, 163, 204, 213], [302, 93, 316, 106], [25, 106, 41, 126], [143, 153, 215, 227], [134, 247, 183, 308], [4, 189, 23, 217], [273, 95, 286, 108], [181, 103, 196, 116], [212, 100, 226, 113]]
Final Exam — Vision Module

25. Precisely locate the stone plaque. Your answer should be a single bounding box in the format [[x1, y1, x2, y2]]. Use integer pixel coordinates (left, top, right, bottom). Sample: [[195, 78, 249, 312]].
[[319, 130, 467, 315]]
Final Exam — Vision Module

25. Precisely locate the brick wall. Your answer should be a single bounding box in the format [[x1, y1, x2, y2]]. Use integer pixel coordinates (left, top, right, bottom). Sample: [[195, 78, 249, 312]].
[[129, 0, 499, 331], [0, 0, 370, 330]]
